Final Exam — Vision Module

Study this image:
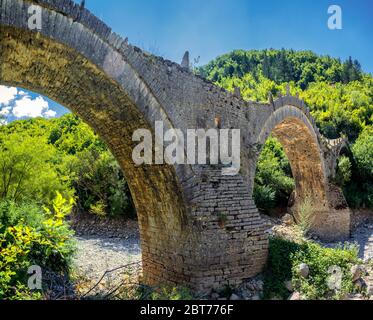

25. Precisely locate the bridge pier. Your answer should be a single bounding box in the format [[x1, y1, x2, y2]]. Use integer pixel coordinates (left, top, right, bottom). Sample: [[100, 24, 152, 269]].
[[138, 168, 268, 292]]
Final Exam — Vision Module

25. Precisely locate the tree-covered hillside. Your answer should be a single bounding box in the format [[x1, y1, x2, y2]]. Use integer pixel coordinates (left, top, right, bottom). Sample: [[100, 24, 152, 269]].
[[197, 49, 373, 210]]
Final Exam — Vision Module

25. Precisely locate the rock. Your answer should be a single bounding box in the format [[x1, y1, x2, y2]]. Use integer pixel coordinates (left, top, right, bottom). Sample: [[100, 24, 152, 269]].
[[354, 278, 366, 292], [230, 293, 240, 301], [367, 284, 373, 296], [181, 51, 190, 69], [282, 214, 294, 226], [241, 292, 252, 300], [255, 280, 264, 291], [351, 265, 365, 282], [251, 294, 261, 300], [284, 280, 293, 292], [288, 292, 301, 300], [246, 282, 255, 291], [298, 263, 310, 278]]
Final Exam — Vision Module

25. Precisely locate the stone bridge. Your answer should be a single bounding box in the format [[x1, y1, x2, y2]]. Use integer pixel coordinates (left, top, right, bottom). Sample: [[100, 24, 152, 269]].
[[0, 0, 351, 292]]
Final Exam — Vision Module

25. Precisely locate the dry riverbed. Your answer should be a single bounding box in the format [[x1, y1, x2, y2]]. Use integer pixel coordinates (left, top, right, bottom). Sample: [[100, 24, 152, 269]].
[[69, 211, 373, 300]]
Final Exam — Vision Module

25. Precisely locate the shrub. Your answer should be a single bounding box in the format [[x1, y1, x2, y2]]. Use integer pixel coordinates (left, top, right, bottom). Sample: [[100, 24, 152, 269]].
[[253, 185, 276, 211], [335, 156, 352, 187], [291, 242, 360, 300], [263, 237, 301, 299], [296, 197, 315, 236], [254, 137, 295, 212], [344, 126, 373, 208], [68, 149, 135, 218], [264, 237, 361, 300], [0, 133, 73, 205], [0, 193, 75, 300]]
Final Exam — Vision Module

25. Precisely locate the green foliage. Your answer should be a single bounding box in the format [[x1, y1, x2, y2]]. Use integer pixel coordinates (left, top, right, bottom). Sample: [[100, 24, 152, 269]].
[[253, 185, 276, 211], [254, 137, 294, 211], [291, 242, 360, 300], [67, 149, 135, 218], [352, 126, 373, 177], [263, 237, 301, 299], [0, 133, 73, 205], [197, 49, 362, 89], [296, 197, 315, 236], [344, 126, 373, 208], [335, 156, 352, 187], [0, 193, 75, 300], [0, 114, 135, 218], [47, 114, 106, 155], [264, 237, 361, 300]]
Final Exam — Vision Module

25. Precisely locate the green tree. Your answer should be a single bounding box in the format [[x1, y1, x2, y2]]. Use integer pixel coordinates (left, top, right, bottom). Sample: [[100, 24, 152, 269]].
[[0, 134, 72, 205]]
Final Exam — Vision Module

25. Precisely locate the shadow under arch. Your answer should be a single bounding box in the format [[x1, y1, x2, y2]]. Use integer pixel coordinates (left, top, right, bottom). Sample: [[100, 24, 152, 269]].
[[0, 25, 190, 285]]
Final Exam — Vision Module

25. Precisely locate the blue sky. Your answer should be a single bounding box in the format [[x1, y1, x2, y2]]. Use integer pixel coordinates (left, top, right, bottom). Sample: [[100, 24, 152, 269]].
[[1, 0, 372, 121], [83, 0, 373, 72]]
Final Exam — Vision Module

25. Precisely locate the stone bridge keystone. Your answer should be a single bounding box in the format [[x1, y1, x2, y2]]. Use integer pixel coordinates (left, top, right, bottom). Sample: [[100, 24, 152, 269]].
[[0, 0, 351, 292]]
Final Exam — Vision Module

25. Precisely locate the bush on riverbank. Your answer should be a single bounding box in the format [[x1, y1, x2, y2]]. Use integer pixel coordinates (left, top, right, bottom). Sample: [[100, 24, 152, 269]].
[[264, 237, 361, 300], [0, 193, 76, 300]]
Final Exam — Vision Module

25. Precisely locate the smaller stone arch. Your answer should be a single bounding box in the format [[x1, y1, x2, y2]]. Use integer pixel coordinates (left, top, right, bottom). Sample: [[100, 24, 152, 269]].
[[255, 96, 350, 241]]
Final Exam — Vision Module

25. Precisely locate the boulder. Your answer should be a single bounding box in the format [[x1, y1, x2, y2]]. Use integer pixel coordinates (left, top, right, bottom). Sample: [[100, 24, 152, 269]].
[[299, 263, 310, 278], [354, 278, 366, 292], [282, 214, 294, 226], [288, 292, 301, 300], [255, 280, 264, 291], [351, 265, 365, 282], [230, 293, 240, 301]]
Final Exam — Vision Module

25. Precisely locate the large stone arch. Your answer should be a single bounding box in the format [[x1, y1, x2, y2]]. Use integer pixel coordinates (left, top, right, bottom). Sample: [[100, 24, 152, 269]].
[[253, 98, 350, 241], [0, 0, 193, 286], [1, 0, 270, 293]]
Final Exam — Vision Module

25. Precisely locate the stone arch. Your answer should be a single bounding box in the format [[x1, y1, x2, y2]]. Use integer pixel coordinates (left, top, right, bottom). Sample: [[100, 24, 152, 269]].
[[257, 105, 329, 208], [0, 5, 191, 285], [254, 100, 350, 241]]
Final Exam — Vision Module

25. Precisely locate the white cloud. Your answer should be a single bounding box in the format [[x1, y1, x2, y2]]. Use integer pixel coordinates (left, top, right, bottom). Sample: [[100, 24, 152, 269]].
[[0, 106, 11, 116], [0, 86, 58, 120], [0, 86, 18, 106], [12, 96, 50, 118], [44, 109, 57, 118]]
